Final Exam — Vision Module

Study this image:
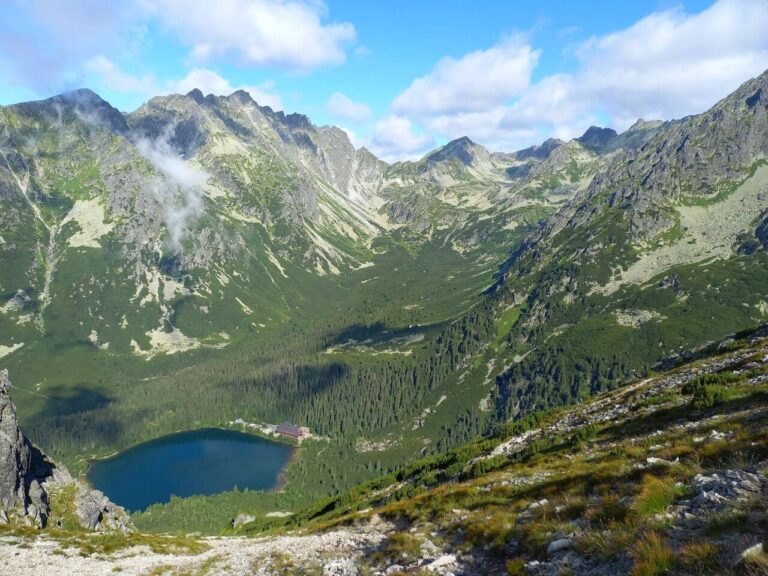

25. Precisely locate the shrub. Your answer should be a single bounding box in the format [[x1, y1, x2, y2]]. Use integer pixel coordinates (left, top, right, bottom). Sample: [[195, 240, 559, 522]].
[[569, 424, 600, 448], [682, 373, 736, 409], [690, 383, 729, 409], [460, 454, 509, 480], [681, 372, 739, 393]]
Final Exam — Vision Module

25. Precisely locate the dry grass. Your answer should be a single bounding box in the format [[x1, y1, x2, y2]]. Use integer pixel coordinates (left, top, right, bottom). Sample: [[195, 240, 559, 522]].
[[631, 475, 679, 519], [677, 541, 723, 573], [631, 532, 673, 576]]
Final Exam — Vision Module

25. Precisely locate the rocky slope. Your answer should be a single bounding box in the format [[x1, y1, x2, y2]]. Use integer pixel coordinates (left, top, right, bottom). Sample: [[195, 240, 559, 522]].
[[0, 86, 611, 366], [488, 69, 768, 421], [0, 370, 131, 532], [1, 329, 767, 575]]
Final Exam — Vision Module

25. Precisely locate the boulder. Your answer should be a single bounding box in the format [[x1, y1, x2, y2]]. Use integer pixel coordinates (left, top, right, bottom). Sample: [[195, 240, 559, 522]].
[[233, 513, 256, 529], [75, 483, 132, 531], [546, 538, 574, 556]]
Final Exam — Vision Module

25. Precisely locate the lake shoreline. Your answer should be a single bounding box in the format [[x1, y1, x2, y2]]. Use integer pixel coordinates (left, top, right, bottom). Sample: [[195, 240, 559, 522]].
[[87, 427, 295, 512]]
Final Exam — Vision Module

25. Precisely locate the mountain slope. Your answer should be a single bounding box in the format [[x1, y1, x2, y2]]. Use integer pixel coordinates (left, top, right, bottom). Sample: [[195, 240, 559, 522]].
[[2, 328, 767, 575], [489, 69, 768, 419], [2, 70, 768, 540]]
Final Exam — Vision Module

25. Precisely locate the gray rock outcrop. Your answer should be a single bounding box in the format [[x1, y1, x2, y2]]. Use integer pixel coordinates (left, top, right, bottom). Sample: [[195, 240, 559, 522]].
[[0, 369, 133, 531]]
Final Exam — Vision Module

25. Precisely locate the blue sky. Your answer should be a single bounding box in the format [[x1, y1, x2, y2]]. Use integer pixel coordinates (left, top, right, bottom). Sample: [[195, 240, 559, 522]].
[[1, 0, 767, 160]]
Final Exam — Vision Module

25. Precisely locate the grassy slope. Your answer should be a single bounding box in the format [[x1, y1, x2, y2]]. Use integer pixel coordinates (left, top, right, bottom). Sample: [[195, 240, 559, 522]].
[[7, 325, 765, 576], [241, 328, 768, 575]]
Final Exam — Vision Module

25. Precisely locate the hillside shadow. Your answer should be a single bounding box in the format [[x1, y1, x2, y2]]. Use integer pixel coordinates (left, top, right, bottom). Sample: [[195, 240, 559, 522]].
[[323, 321, 444, 349], [600, 390, 768, 441], [216, 361, 349, 406], [22, 385, 126, 449], [34, 384, 114, 419]]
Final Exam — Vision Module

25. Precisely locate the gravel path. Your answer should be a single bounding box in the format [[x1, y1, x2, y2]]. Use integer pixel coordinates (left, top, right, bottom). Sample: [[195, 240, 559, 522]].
[[0, 527, 385, 576]]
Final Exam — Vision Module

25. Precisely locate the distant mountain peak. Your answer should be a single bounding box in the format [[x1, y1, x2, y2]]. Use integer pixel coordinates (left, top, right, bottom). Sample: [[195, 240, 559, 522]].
[[626, 118, 663, 132], [515, 137, 564, 161], [576, 126, 618, 153], [186, 88, 205, 104], [426, 136, 485, 166], [228, 90, 255, 105], [12, 88, 129, 134]]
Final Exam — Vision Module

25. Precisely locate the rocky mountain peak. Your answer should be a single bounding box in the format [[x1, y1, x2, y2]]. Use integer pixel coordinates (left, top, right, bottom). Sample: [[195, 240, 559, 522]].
[[186, 88, 205, 104], [626, 118, 664, 132], [283, 112, 314, 131], [514, 137, 564, 161], [10, 88, 129, 134], [576, 125, 618, 153], [228, 89, 256, 106], [426, 136, 487, 167]]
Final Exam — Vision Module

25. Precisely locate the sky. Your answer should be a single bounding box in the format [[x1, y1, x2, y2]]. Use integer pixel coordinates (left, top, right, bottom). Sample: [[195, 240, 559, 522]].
[[1, 0, 768, 161]]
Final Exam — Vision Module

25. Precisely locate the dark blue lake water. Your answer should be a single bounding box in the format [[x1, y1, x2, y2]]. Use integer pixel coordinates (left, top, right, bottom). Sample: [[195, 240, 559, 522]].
[[87, 428, 294, 511]]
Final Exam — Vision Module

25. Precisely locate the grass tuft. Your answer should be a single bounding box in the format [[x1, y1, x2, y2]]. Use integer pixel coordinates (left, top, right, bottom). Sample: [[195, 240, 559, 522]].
[[632, 476, 679, 519], [631, 532, 673, 576]]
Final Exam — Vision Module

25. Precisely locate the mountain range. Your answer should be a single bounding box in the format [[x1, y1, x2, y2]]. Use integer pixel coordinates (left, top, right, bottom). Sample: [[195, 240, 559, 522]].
[[1, 66, 768, 543]]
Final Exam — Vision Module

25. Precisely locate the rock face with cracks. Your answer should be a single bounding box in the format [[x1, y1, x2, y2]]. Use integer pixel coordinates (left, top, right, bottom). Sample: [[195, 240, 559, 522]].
[[0, 369, 132, 532]]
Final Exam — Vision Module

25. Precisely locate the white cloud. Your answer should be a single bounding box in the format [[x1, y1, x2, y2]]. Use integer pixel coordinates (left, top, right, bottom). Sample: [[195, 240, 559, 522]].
[[169, 68, 283, 110], [392, 36, 539, 117], [135, 126, 209, 252], [143, 0, 356, 71], [337, 126, 363, 148], [85, 55, 157, 93], [325, 92, 371, 123], [389, 0, 768, 153], [0, 0, 146, 92], [369, 115, 434, 162], [563, 0, 768, 122], [85, 57, 284, 111]]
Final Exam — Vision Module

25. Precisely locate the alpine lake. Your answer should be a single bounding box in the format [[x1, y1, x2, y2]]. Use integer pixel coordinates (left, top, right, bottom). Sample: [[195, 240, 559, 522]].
[[87, 428, 294, 511]]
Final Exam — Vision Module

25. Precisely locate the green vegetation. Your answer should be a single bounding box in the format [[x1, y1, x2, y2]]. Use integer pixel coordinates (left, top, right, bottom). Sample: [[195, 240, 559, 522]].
[[631, 532, 673, 576], [631, 475, 682, 518], [238, 332, 768, 574], [4, 78, 768, 547]]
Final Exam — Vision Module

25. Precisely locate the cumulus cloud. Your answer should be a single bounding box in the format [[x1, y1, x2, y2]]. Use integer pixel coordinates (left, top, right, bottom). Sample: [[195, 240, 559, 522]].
[[392, 36, 539, 117], [85, 56, 157, 94], [134, 127, 209, 253], [0, 0, 352, 99], [143, 0, 356, 71], [325, 92, 371, 123], [168, 68, 283, 110], [85, 58, 284, 111], [571, 0, 768, 120], [388, 0, 768, 154], [0, 0, 145, 92], [369, 116, 434, 162]]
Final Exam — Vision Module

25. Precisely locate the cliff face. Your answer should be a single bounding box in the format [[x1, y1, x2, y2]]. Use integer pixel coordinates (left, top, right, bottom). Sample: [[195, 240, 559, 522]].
[[0, 369, 132, 531]]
